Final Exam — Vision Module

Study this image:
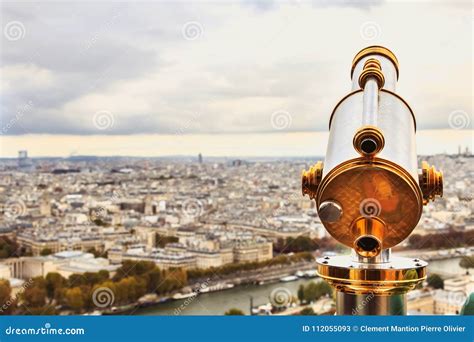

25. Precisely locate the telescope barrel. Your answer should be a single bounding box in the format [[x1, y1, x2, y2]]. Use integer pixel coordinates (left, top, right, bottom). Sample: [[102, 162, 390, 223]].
[[302, 46, 444, 315]]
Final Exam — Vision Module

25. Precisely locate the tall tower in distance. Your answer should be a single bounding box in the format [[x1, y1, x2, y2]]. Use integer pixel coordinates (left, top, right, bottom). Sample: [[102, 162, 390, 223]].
[[18, 150, 28, 167], [198, 153, 203, 164], [18, 150, 33, 170]]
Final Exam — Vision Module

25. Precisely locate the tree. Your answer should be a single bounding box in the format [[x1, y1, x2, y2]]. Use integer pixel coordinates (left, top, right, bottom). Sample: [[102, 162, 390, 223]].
[[22, 285, 47, 308], [113, 260, 155, 281], [317, 281, 332, 298], [0, 280, 15, 314], [300, 307, 316, 315], [64, 287, 84, 312], [0, 237, 20, 259], [304, 282, 319, 303], [297, 284, 305, 303], [68, 274, 87, 287], [408, 230, 474, 250], [225, 308, 244, 315], [145, 268, 162, 293], [45, 272, 66, 300], [302, 281, 332, 303], [40, 248, 53, 256], [157, 268, 187, 294], [427, 274, 444, 289], [460, 255, 474, 274], [98, 270, 110, 282]]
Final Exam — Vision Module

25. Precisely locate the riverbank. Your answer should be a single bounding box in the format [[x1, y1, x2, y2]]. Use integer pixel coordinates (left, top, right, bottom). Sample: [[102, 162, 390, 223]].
[[83, 251, 471, 316], [133, 255, 468, 315], [93, 259, 318, 315]]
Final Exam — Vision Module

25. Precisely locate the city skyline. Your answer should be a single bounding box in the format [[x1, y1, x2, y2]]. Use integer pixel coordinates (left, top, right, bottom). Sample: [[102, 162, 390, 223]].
[[0, 129, 473, 158]]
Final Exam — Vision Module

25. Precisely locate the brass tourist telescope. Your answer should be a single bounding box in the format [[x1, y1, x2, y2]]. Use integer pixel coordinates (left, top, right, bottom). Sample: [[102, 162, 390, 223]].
[[302, 46, 443, 315]]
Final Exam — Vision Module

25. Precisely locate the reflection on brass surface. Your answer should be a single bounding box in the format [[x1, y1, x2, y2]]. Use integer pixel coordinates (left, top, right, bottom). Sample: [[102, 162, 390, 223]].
[[351, 45, 399, 79], [419, 161, 443, 205], [316, 158, 423, 249], [316, 255, 426, 295], [352, 217, 385, 257], [328, 89, 417, 131], [358, 58, 385, 89], [301, 161, 323, 200], [353, 125, 385, 157]]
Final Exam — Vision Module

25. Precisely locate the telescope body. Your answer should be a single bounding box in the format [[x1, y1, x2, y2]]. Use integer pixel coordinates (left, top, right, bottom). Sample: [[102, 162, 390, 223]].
[[303, 46, 443, 315]]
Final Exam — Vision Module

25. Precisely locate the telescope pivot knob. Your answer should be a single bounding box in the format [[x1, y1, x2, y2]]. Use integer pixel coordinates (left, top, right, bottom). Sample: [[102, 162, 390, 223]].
[[301, 161, 323, 200], [419, 161, 443, 205]]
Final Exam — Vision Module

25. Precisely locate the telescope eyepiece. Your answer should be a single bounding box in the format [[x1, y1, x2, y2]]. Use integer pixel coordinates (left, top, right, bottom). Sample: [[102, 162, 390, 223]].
[[353, 126, 385, 157], [354, 235, 381, 258]]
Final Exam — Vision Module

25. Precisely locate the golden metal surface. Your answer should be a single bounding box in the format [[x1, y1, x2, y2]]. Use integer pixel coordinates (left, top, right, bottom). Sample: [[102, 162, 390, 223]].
[[358, 58, 385, 89], [301, 161, 323, 200], [316, 255, 427, 295], [316, 158, 423, 250], [352, 217, 384, 257], [352, 125, 385, 157], [419, 161, 443, 205], [328, 89, 417, 131], [351, 45, 399, 79]]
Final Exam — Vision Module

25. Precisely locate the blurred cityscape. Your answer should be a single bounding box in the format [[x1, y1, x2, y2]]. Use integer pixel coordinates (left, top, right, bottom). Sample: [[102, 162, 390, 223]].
[[0, 148, 472, 316]]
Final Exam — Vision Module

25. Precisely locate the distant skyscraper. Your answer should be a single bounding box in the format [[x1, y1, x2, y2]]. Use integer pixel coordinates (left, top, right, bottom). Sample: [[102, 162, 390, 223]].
[[18, 150, 32, 169], [198, 153, 203, 164]]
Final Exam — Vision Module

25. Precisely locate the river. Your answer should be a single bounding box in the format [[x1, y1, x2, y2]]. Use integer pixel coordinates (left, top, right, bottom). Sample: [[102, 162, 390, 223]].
[[136, 257, 466, 316]]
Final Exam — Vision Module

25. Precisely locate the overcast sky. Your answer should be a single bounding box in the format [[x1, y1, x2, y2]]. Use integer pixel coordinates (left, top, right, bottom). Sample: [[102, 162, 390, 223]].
[[0, 0, 472, 157]]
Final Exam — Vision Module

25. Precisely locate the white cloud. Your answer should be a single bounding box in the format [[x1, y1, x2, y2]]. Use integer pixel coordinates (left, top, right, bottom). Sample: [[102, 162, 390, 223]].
[[0, 0, 471, 136]]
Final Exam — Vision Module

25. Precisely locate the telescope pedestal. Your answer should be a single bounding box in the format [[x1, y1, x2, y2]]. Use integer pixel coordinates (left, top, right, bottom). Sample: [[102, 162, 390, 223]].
[[336, 292, 406, 315], [316, 253, 427, 316]]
